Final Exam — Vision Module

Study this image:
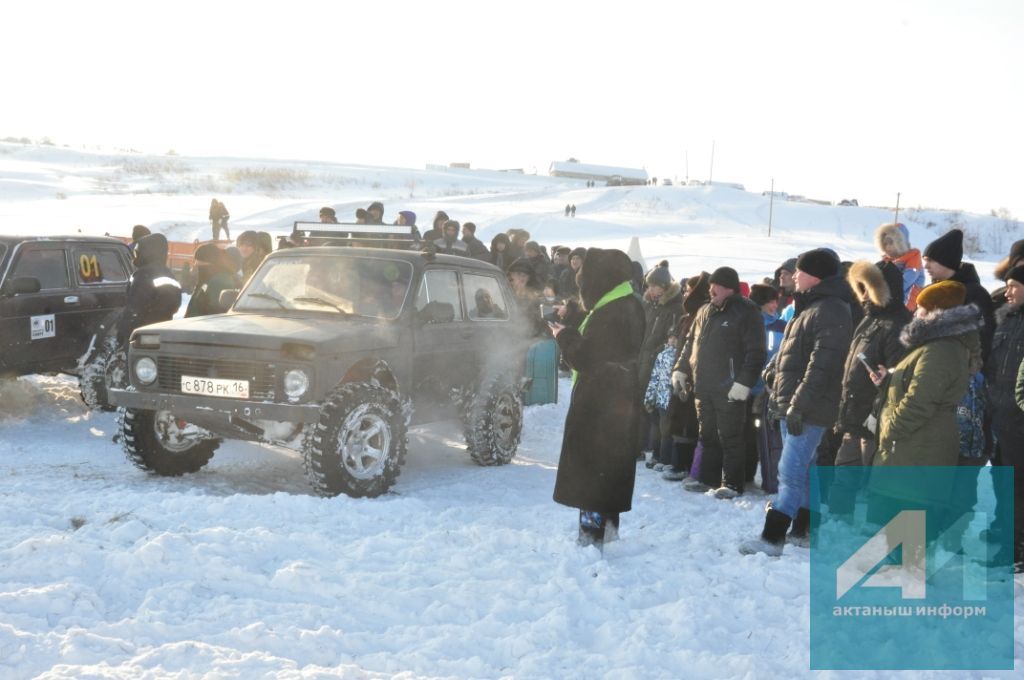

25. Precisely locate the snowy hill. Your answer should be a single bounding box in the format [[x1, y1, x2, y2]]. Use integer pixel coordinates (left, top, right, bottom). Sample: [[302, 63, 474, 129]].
[[0, 142, 1020, 678]]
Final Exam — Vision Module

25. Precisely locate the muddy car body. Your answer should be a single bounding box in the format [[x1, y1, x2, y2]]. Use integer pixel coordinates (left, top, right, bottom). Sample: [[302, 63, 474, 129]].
[[111, 239, 528, 497]]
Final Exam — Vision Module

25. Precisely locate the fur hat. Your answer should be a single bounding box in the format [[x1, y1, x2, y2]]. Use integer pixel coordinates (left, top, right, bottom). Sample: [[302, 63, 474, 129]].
[[847, 260, 892, 308], [924, 229, 964, 271], [875, 222, 911, 257], [578, 248, 634, 311], [994, 239, 1024, 279], [131, 224, 151, 242], [916, 280, 967, 311], [1004, 264, 1024, 286], [749, 283, 779, 307], [319, 206, 336, 219], [708, 266, 740, 293], [645, 265, 672, 289], [796, 249, 839, 280]]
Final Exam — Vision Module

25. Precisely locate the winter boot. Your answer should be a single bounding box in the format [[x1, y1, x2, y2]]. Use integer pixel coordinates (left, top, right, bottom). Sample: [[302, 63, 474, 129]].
[[788, 507, 811, 548], [682, 478, 711, 493], [739, 508, 792, 557], [713, 484, 742, 500], [661, 466, 688, 481], [577, 510, 607, 549]]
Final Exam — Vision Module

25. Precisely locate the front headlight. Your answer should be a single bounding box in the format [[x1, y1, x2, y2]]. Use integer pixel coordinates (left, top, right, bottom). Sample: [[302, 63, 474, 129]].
[[283, 369, 310, 400], [135, 357, 158, 384]]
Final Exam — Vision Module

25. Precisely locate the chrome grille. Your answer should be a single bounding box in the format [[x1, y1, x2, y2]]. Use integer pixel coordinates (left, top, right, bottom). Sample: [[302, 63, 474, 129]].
[[157, 356, 276, 400]]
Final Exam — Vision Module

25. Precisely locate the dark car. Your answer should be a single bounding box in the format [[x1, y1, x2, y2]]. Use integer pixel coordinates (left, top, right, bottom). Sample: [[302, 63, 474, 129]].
[[110, 242, 528, 497], [0, 235, 132, 393]]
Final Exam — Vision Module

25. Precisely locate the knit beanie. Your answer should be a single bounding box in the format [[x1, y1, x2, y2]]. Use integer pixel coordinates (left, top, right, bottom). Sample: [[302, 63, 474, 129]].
[[709, 266, 740, 293], [916, 280, 966, 311], [923, 229, 964, 271], [796, 248, 840, 280], [644, 265, 672, 289]]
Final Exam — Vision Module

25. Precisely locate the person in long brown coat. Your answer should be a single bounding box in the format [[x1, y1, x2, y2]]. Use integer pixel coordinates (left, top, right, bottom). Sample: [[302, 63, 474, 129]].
[[548, 248, 646, 547]]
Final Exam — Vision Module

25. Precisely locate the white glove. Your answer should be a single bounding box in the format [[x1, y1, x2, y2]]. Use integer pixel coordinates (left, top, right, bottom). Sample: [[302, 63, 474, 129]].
[[727, 382, 751, 402], [671, 371, 690, 400]]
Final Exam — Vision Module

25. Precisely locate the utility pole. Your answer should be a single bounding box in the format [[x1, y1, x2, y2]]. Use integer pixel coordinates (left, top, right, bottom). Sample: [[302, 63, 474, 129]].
[[685, 149, 689, 184], [708, 140, 715, 185], [768, 178, 775, 237], [894, 192, 901, 223]]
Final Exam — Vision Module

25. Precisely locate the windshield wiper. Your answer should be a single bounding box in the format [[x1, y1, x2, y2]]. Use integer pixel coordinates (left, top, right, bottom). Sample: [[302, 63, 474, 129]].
[[294, 296, 348, 314], [245, 292, 288, 309]]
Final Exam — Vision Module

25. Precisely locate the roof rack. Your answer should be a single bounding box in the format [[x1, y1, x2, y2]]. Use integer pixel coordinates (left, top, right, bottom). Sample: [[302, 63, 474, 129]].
[[292, 221, 419, 248]]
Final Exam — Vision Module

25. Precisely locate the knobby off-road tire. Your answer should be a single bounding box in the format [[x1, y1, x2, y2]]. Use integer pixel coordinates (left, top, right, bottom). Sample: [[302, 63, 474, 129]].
[[121, 408, 219, 475], [79, 336, 127, 412], [303, 382, 408, 498], [464, 375, 523, 466]]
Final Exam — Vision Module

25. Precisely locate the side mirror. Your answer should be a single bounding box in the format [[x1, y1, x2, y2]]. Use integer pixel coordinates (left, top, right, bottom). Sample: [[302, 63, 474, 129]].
[[417, 301, 455, 325], [0, 276, 42, 296], [218, 288, 239, 310]]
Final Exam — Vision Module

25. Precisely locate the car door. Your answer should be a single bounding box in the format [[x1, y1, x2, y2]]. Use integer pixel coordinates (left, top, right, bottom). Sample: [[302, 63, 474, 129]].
[[411, 267, 475, 422], [0, 242, 78, 374], [462, 271, 514, 380], [69, 243, 131, 349]]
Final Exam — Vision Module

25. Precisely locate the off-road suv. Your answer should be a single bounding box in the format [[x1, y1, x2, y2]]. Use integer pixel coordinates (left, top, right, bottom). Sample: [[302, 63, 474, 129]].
[[0, 235, 132, 399], [110, 226, 528, 497]]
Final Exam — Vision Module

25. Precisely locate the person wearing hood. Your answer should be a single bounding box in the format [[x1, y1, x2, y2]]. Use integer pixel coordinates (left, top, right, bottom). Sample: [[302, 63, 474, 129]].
[[489, 233, 512, 271], [394, 210, 422, 246], [548, 248, 646, 547], [506, 229, 530, 262], [674, 266, 766, 499], [868, 281, 982, 511], [984, 266, 1024, 570], [116, 232, 182, 345], [740, 249, 853, 556], [185, 244, 237, 318], [524, 241, 550, 283], [236, 230, 265, 281], [922, 228, 995, 360], [422, 211, 449, 243], [366, 202, 385, 225], [432, 220, 469, 256], [638, 265, 685, 468], [876, 222, 926, 311], [990, 239, 1024, 312], [460, 222, 489, 260], [558, 247, 586, 300], [663, 272, 711, 480], [826, 261, 913, 517]]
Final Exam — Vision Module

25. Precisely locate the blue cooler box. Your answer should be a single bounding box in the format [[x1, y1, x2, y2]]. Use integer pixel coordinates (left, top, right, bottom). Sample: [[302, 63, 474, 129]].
[[523, 339, 559, 406]]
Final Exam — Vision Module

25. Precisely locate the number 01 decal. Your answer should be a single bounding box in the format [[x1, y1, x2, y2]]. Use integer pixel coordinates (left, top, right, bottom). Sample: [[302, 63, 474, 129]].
[[79, 253, 103, 282]]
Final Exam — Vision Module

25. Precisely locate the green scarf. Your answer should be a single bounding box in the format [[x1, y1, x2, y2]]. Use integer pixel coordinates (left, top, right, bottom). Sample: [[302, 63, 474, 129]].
[[571, 280, 635, 386]]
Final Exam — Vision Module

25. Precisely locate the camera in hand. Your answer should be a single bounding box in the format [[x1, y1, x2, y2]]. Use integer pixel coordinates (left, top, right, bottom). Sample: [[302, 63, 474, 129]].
[[539, 303, 560, 323]]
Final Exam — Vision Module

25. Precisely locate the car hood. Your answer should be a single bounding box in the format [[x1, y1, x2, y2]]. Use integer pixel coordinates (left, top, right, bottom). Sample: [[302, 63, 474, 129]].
[[136, 312, 400, 353]]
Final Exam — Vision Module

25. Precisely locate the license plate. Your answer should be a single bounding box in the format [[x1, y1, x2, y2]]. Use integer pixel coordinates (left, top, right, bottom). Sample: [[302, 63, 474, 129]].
[[180, 375, 250, 399]]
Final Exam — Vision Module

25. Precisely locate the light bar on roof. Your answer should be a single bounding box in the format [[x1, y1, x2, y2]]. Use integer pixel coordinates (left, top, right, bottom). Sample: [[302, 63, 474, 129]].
[[293, 221, 414, 236]]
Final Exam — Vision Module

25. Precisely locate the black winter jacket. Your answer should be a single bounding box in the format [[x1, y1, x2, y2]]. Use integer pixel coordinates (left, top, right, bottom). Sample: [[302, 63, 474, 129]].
[[638, 282, 684, 383], [117, 233, 182, 344], [675, 293, 766, 399], [766, 275, 853, 427], [984, 304, 1024, 428], [951, 263, 996, 361]]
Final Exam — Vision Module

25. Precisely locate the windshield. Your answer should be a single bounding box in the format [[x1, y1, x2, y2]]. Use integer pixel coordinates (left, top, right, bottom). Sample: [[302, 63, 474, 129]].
[[234, 254, 413, 320]]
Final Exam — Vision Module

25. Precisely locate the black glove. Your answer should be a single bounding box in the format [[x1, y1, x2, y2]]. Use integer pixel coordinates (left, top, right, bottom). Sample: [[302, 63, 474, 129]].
[[786, 408, 804, 436]]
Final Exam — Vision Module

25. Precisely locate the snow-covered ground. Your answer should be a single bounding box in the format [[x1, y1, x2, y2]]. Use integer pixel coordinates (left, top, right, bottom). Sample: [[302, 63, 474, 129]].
[[0, 143, 1020, 678]]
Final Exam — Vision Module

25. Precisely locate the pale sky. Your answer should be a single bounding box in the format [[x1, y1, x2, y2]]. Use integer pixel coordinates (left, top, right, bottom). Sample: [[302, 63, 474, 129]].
[[4, 0, 1022, 217]]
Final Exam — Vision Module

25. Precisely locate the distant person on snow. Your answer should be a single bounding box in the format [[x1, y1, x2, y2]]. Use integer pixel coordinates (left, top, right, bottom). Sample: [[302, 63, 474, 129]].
[[570, 204, 576, 217], [565, 204, 571, 217], [209, 199, 230, 240]]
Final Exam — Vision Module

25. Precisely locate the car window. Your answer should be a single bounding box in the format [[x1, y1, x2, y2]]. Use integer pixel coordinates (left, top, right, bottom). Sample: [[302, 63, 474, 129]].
[[415, 269, 463, 322], [72, 247, 129, 284], [234, 254, 412, 320], [463, 273, 508, 321], [10, 248, 69, 290]]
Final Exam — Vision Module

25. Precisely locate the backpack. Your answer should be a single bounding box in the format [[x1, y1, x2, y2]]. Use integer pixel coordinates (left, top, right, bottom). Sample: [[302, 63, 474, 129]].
[[957, 372, 988, 459]]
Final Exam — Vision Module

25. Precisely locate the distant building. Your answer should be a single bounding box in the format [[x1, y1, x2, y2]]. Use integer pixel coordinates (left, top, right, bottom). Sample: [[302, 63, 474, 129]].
[[549, 160, 648, 186], [449, 162, 471, 169]]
